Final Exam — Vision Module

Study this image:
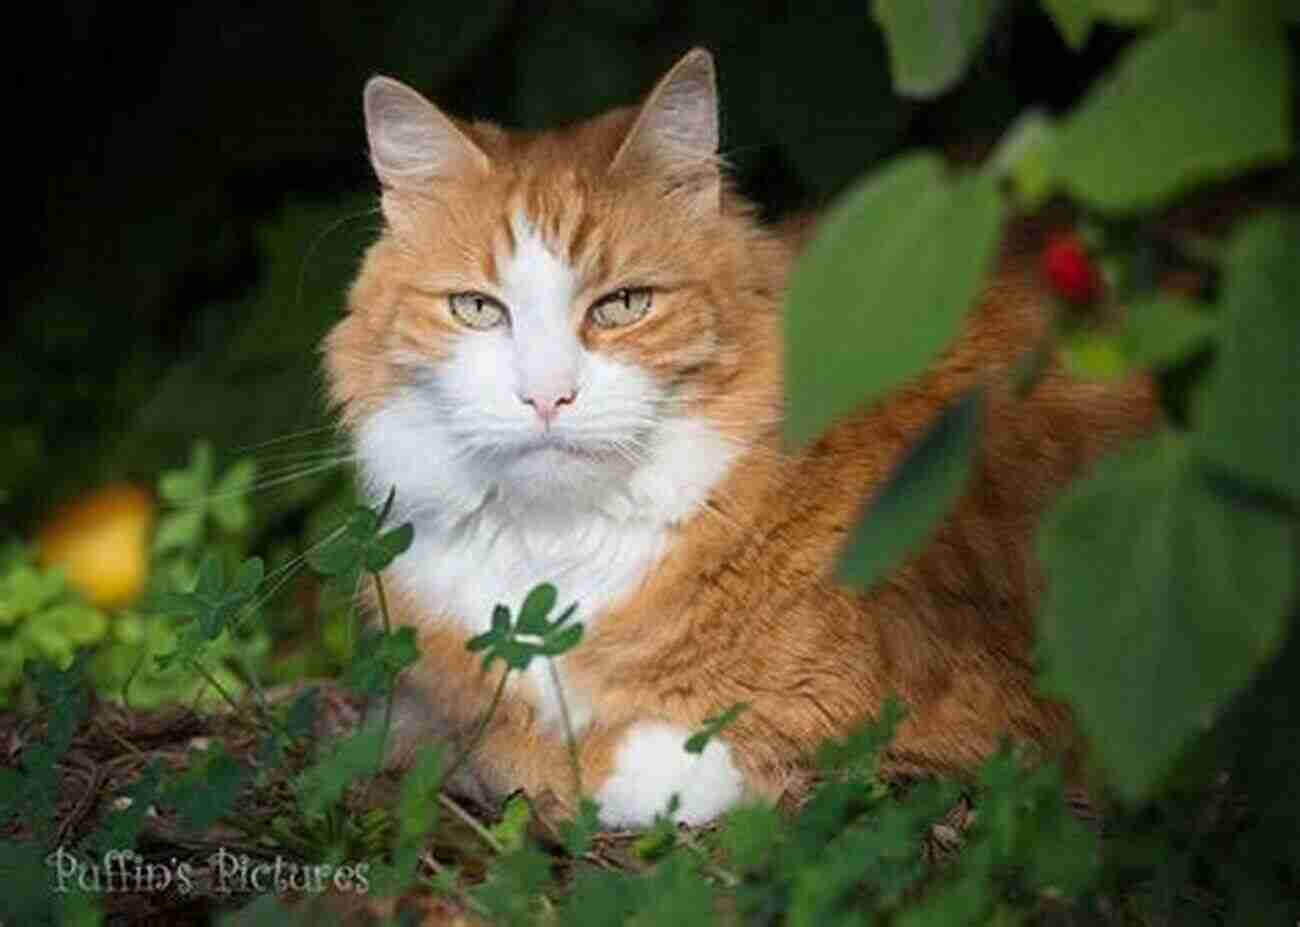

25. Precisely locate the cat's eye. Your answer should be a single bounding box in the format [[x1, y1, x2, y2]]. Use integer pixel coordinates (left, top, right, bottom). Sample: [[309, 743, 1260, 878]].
[[448, 292, 509, 330], [589, 287, 653, 329]]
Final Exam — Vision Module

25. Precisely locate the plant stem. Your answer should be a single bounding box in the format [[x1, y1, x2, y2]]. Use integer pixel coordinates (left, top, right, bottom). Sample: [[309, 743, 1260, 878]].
[[191, 657, 295, 744], [439, 792, 504, 853], [372, 571, 396, 773], [443, 667, 510, 787], [374, 571, 393, 635], [234, 653, 282, 736], [547, 657, 584, 800], [188, 659, 243, 717], [679, 828, 740, 888]]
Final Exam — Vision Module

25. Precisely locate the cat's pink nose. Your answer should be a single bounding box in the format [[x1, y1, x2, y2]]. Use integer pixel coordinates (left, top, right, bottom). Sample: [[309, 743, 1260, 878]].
[[518, 388, 577, 425]]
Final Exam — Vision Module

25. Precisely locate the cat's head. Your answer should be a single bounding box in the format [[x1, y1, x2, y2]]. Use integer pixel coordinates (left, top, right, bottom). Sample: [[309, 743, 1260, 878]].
[[325, 50, 785, 527]]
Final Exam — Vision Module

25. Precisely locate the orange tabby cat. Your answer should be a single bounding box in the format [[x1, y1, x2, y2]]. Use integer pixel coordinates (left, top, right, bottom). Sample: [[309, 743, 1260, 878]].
[[324, 49, 1156, 826]]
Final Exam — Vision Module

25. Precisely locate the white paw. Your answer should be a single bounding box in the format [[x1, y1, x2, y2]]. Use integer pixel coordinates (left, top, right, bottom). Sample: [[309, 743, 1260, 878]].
[[594, 721, 745, 828]]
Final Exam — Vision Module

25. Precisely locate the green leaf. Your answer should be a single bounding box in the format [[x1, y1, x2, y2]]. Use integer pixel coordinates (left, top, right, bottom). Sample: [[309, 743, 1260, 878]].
[[159, 441, 214, 503], [871, 0, 999, 98], [1198, 214, 1300, 500], [785, 154, 1003, 446], [1120, 296, 1216, 369], [153, 555, 263, 669], [395, 744, 443, 846], [1036, 434, 1293, 800], [518, 582, 558, 633], [368, 743, 445, 897], [989, 110, 1058, 207], [294, 720, 386, 819], [284, 687, 319, 739], [362, 522, 414, 572], [194, 553, 224, 599], [467, 588, 584, 672], [562, 797, 601, 858], [229, 557, 265, 599], [307, 503, 414, 577], [718, 803, 784, 872], [28, 655, 89, 751], [210, 458, 257, 533], [490, 794, 533, 854], [684, 703, 749, 755], [1040, 0, 1167, 48], [343, 626, 419, 695], [817, 696, 906, 779], [837, 391, 982, 590], [152, 510, 203, 554], [1052, 13, 1291, 212], [471, 846, 552, 927], [1061, 329, 1129, 380], [540, 623, 584, 657], [1040, 0, 1096, 48], [167, 744, 250, 832]]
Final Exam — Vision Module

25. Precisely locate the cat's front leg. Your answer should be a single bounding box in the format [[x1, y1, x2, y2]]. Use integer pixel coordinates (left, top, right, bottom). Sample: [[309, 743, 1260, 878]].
[[590, 720, 747, 828]]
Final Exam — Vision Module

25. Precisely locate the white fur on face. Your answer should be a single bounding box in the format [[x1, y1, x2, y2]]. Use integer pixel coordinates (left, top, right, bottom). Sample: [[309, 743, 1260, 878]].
[[357, 213, 740, 732], [410, 214, 661, 514]]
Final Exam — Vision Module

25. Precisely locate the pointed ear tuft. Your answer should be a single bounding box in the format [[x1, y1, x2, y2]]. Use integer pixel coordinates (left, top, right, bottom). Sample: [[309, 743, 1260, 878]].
[[611, 49, 720, 203], [363, 76, 488, 189]]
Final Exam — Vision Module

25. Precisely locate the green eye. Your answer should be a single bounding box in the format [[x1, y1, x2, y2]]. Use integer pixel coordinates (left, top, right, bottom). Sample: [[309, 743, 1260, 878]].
[[589, 287, 653, 329], [449, 292, 509, 330]]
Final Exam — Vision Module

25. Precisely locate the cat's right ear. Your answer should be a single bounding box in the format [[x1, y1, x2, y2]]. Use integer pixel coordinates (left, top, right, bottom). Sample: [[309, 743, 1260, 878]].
[[363, 76, 489, 189]]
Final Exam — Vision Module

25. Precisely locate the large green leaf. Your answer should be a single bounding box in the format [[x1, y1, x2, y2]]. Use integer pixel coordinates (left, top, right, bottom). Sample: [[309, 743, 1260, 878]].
[[784, 154, 1003, 446], [837, 390, 982, 591], [1036, 434, 1293, 801], [1040, 0, 1165, 49], [871, 0, 1000, 99], [1197, 214, 1300, 500], [1052, 12, 1290, 211], [1119, 296, 1216, 370]]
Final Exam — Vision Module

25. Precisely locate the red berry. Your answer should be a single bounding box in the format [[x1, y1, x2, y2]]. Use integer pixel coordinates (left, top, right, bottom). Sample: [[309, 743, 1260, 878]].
[[1042, 233, 1102, 305]]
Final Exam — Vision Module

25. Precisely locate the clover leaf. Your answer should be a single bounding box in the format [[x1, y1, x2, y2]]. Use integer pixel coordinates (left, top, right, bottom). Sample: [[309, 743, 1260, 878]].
[[305, 489, 415, 589], [155, 440, 258, 554], [344, 626, 420, 696], [466, 583, 583, 672], [154, 554, 263, 670]]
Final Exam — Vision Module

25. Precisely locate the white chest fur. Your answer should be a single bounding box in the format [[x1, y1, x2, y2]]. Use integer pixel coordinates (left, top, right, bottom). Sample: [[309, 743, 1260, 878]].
[[357, 389, 738, 732], [390, 504, 669, 730]]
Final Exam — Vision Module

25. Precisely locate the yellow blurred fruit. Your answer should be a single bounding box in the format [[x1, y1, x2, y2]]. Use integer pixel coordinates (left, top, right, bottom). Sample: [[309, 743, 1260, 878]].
[[36, 482, 155, 609]]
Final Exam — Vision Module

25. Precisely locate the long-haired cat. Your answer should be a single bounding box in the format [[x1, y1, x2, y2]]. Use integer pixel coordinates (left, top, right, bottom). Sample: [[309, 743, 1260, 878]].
[[324, 49, 1156, 827]]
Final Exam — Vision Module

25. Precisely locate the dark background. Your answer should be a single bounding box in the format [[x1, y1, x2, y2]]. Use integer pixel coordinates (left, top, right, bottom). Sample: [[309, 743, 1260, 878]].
[[5, 0, 1126, 533]]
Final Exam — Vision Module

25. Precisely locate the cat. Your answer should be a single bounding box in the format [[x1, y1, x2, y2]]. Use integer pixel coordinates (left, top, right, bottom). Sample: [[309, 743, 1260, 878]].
[[323, 49, 1157, 828]]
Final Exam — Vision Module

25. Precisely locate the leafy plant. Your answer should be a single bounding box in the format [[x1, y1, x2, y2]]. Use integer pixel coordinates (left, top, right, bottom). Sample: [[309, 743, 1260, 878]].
[[788, 0, 1297, 816], [0, 550, 108, 697]]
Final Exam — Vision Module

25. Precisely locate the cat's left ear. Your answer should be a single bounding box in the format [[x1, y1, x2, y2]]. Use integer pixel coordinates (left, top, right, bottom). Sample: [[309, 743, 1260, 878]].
[[610, 48, 720, 209], [364, 75, 489, 189]]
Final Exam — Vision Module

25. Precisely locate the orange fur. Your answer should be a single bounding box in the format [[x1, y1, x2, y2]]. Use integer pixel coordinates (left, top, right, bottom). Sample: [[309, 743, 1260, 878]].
[[324, 55, 1157, 813]]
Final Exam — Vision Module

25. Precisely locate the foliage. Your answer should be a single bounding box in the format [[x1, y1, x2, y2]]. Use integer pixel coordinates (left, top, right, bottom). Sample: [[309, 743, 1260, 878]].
[[3, 0, 1298, 923], [1049, 11, 1290, 212], [1036, 432, 1293, 799], [836, 390, 983, 591], [784, 154, 1004, 446], [790, 0, 1296, 795], [0, 548, 108, 694], [871, 0, 999, 99], [467, 583, 584, 672]]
